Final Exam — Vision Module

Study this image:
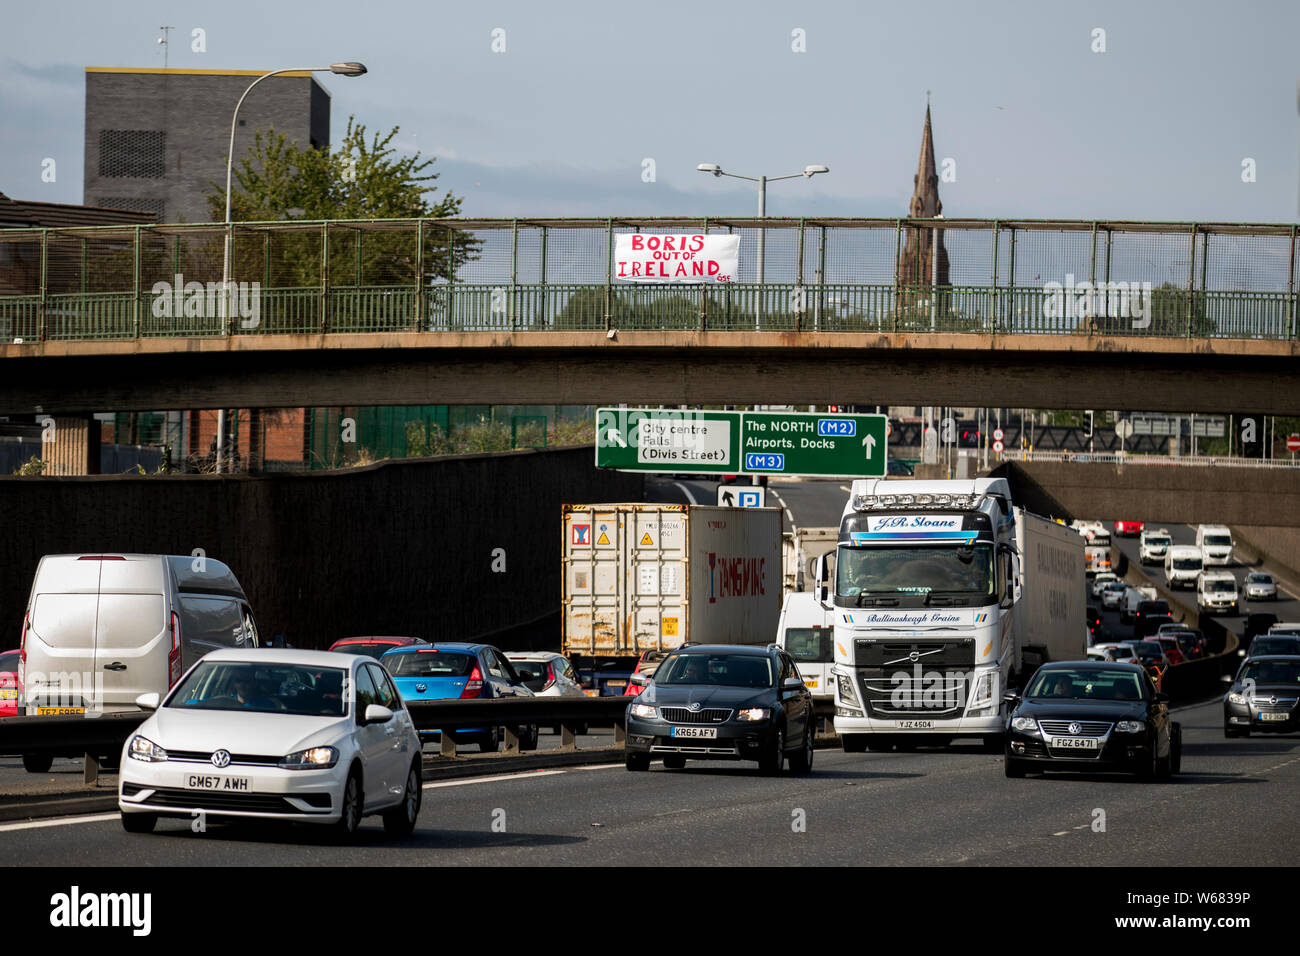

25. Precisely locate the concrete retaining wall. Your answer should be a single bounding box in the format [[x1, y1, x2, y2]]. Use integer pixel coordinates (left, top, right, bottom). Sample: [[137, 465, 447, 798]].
[[0, 446, 642, 650]]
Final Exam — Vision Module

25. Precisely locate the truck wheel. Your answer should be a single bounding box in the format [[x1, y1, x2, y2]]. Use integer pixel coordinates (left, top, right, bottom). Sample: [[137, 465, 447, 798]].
[[22, 754, 53, 774], [842, 734, 868, 753], [625, 753, 650, 772]]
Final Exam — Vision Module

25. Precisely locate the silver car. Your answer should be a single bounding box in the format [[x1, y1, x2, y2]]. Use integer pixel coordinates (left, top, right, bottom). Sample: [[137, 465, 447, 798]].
[[505, 652, 588, 734], [1244, 572, 1277, 601]]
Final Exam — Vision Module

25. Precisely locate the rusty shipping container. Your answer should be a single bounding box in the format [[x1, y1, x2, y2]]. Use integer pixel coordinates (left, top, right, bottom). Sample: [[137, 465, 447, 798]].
[[562, 504, 782, 672]]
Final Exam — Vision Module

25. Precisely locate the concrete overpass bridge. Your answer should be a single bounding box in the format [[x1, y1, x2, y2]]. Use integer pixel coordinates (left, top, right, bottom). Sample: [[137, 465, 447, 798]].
[[2, 215, 1298, 414]]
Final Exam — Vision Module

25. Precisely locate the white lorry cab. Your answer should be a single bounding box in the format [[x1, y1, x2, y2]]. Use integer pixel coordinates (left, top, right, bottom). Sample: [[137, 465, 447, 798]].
[[775, 590, 835, 716], [1196, 572, 1240, 615], [1165, 546, 1203, 590], [1195, 525, 1235, 567], [828, 477, 1084, 751]]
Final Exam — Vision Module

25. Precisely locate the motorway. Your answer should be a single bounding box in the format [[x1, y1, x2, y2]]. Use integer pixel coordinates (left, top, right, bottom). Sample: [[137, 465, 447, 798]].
[[4, 479, 1298, 867], [0, 696, 1296, 865]]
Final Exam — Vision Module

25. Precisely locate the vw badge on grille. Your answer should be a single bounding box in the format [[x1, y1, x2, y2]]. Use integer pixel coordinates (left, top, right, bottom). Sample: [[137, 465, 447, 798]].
[[688, 702, 702, 712], [416, 683, 427, 693], [1068, 722, 1081, 735], [211, 749, 232, 768]]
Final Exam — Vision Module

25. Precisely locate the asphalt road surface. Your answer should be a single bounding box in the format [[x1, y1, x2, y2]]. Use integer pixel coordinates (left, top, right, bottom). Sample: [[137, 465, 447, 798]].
[[1, 697, 1295, 866]]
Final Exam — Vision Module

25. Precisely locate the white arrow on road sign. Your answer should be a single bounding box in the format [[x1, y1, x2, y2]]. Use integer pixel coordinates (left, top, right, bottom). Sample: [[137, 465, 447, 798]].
[[862, 434, 876, 458], [604, 428, 626, 448]]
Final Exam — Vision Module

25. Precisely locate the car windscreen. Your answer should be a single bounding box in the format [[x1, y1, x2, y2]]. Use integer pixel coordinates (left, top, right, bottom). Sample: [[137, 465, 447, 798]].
[[0, 651, 18, 673], [1247, 573, 1273, 584], [1203, 535, 1232, 547], [783, 627, 833, 663], [1138, 602, 1169, 614], [1134, 641, 1165, 658], [1173, 558, 1202, 570], [383, 651, 477, 678], [167, 661, 348, 716], [1239, 660, 1300, 685], [1145, 537, 1171, 546], [655, 654, 773, 688], [1026, 668, 1145, 700], [508, 660, 550, 689], [837, 544, 994, 599], [1249, 639, 1300, 656]]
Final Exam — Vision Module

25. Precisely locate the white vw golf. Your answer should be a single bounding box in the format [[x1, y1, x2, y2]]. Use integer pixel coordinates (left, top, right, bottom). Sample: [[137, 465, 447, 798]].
[[118, 649, 423, 838]]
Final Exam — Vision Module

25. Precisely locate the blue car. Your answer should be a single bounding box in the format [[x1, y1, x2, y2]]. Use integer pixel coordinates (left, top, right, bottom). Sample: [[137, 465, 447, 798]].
[[380, 643, 539, 752]]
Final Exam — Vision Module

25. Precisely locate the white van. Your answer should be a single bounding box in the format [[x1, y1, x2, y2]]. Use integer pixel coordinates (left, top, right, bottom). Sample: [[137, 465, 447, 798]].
[[1138, 528, 1173, 565], [1165, 546, 1203, 590], [775, 591, 835, 715], [1195, 525, 1234, 567], [1196, 571, 1239, 615], [19, 554, 260, 724]]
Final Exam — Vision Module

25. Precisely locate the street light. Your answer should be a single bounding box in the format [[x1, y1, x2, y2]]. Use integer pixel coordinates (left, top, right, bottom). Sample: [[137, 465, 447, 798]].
[[694, 162, 829, 319], [216, 61, 367, 473]]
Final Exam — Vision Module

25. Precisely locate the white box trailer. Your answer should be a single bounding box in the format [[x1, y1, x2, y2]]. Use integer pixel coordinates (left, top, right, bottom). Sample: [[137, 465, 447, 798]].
[[562, 504, 782, 694], [1013, 509, 1088, 672]]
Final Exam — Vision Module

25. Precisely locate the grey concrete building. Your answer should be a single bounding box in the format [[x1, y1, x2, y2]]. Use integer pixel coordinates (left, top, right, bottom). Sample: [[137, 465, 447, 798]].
[[84, 67, 330, 224]]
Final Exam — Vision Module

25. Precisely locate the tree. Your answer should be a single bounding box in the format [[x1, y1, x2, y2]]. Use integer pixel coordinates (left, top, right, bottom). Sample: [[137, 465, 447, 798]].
[[206, 117, 477, 287]]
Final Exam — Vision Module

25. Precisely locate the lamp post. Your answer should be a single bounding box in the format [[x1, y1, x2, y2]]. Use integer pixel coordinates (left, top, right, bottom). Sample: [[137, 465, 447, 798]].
[[695, 163, 828, 327], [216, 61, 367, 473]]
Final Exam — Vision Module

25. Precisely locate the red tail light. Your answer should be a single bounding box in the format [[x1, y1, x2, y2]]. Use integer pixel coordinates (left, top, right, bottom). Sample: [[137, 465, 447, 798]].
[[167, 611, 182, 687], [460, 665, 483, 699], [542, 663, 555, 691]]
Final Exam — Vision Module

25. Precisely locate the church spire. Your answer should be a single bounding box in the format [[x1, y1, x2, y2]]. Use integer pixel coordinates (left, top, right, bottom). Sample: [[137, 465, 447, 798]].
[[898, 99, 949, 289]]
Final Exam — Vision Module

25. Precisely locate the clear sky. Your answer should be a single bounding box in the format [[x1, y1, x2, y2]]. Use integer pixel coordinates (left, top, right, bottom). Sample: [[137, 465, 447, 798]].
[[2, 0, 1298, 222]]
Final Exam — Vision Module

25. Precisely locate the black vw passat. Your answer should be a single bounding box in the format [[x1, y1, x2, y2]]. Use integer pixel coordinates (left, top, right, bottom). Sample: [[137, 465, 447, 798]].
[[1003, 661, 1180, 780], [1224, 655, 1300, 737], [624, 645, 815, 775]]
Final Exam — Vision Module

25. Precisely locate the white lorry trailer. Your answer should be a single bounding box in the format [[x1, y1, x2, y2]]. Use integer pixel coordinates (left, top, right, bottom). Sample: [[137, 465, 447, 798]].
[[827, 477, 1086, 751], [562, 503, 781, 695], [782, 527, 838, 593]]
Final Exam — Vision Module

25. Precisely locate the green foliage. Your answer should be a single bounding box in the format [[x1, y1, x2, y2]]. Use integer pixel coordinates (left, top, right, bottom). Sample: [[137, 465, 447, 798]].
[[13, 455, 45, 475], [206, 116, 478, 288]]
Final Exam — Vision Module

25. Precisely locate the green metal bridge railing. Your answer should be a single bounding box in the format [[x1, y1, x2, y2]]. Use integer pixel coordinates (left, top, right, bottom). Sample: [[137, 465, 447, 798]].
[[1, 217, 1296, 342]]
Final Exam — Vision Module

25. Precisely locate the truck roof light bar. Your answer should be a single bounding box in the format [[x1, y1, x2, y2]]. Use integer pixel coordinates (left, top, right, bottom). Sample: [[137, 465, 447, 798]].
[[853, 493, 983, 512]]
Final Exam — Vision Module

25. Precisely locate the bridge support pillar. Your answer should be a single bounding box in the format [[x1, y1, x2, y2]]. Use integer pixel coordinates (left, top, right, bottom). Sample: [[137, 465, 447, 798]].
[[40, 415, 98, 476]]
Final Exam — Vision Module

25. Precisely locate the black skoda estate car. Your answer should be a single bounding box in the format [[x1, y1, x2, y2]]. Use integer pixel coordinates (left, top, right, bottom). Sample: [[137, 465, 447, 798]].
[[1004, 661, 1180, 780], [624, 644, 815, 775]]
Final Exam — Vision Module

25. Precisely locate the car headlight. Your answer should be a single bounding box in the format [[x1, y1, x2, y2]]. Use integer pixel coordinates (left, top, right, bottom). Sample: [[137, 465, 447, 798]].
[[1227, 692, 1247, 705], [128, 734, 167, 763], [736, 707, 770, 722], [1115, 721, 1145, 733], [629, 703, 657, 719], [278, 746, 339, 770], [1011, 716, 1038, 733]]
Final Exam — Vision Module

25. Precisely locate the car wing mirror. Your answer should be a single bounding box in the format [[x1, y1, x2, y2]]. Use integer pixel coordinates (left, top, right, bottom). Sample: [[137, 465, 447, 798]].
[[364, 704, 394, 724], [135, 692, 161, 711]]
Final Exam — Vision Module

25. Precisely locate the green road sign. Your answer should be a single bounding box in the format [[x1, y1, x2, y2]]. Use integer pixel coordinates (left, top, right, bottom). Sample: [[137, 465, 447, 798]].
[[595, 407, 887, 477]]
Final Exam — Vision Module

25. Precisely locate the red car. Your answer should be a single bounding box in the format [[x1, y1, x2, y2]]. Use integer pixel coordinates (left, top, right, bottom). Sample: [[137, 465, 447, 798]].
[[0, 649, 19, 717], [327, 636, 428, 660], [1114, 521, 1145, 537], [1150, 637, 1187, 667], [623, 649, 671, 696]]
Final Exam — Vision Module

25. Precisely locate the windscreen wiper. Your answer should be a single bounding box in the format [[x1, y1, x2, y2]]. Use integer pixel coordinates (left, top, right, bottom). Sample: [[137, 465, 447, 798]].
[[855, 594, 900, 607]]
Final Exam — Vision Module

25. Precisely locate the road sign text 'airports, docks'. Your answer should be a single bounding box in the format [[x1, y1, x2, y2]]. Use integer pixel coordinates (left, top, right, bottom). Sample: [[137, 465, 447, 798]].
[[595, 407, 887, 478]]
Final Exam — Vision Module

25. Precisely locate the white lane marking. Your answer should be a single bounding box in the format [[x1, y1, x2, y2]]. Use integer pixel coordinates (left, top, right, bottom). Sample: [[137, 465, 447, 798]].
[[0, 812, 119, 833], [767, 488, 797, 527], [1052, 831, 1069, 837], [423, 769, 566, 790], [672, 481, 699, 505], [839, 485, 851, 493], [576, 763, 624, 771]]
